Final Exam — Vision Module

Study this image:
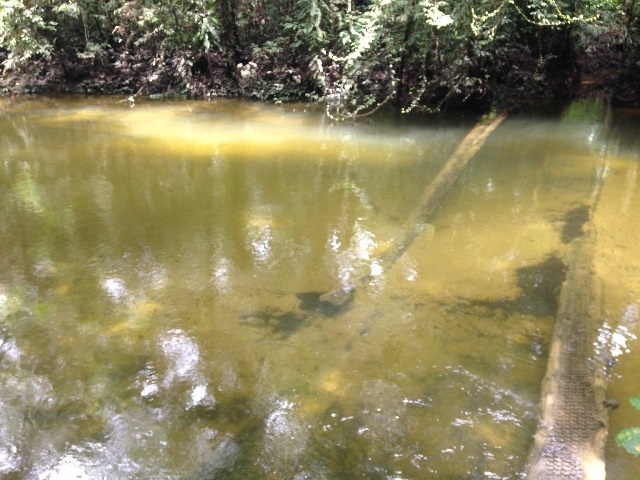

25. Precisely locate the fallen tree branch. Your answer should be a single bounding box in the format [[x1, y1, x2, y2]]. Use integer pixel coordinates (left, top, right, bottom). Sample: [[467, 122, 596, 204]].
[[319, 111, 508, 307]]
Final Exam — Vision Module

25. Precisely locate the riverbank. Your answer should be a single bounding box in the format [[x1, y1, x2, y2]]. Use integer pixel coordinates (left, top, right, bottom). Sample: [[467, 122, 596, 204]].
[[1, 35, 637, 113], [2, 0, 640, 116]]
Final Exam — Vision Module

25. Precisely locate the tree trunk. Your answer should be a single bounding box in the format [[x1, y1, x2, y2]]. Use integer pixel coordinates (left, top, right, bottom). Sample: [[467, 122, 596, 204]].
[[395, 0, 417, 106], [218, 0, 241, 79]]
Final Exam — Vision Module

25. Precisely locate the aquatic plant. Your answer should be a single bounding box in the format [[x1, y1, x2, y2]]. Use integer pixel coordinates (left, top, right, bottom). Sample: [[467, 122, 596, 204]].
[[615, 396, 640, 456]]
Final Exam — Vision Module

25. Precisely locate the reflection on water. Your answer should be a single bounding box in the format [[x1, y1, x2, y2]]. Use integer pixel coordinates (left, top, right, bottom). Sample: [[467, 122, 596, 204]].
[[1, 97, 640, 479]]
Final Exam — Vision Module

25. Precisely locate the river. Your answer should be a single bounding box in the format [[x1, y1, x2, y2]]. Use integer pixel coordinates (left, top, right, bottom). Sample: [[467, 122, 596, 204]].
[[0, 96, 639, 479]]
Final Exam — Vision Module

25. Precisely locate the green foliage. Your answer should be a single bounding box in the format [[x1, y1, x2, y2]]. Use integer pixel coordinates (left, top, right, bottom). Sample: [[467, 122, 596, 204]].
[[283, 0, 330, 50], [195, 11, 220, 51], [281, 0, 333, 93], [616, 427, 640, 457], [0, 0, 55, 70], [615, 396, 640, 457], [328, 0, 505, 117], [1, 0, 638, 106], [112, 0, 220, 53]]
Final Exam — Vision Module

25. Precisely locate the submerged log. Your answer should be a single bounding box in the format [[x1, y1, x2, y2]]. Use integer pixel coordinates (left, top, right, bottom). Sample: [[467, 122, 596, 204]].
[[320, 112, 508, 306], [526, 98, 613, 479], [525, 226, 609, 480]]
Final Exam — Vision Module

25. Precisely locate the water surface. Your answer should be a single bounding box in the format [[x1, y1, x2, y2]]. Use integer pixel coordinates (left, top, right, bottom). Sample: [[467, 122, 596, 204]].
[[1, 97, 639, 479]]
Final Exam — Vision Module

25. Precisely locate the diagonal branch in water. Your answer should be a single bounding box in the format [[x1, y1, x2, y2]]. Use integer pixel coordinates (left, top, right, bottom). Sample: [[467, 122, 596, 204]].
[[319, 112, 508, 307]]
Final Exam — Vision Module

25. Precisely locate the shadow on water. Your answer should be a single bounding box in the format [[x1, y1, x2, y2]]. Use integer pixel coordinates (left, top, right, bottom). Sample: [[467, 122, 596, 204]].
[[558, 204, 591, 244], [456, 204, 593, 318], [238, 292, 352, 339], [515, 254, 568, 317], [295, 291, 353, 317], [458, 253, 567, 318], [239, 309, 309, 339]]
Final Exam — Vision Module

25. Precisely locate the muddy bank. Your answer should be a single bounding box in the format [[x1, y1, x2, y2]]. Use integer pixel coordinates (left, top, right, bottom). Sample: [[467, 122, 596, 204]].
[[1, 42, 638, 110]]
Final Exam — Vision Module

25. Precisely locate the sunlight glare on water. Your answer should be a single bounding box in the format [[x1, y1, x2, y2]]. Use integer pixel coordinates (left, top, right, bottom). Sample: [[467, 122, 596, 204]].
[[1, 97, 640, 479]]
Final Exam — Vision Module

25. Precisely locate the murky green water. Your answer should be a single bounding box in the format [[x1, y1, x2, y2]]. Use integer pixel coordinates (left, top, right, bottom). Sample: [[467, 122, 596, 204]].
[[1, 97, 639, 479]]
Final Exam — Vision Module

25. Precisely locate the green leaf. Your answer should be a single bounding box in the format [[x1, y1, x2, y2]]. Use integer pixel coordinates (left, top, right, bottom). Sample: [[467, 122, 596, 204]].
[[616, 427, 640, 457], [426, 9, 453, 29], [630, 396, 640, 411]]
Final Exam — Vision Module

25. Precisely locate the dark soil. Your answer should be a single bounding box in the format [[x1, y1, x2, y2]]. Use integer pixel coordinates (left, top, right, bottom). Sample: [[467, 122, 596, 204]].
[[1, 38, 638, 109]]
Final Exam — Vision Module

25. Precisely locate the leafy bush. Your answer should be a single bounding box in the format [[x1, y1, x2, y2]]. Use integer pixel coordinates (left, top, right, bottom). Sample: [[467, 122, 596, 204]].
[[0, 0, 54, 70], [615, 396, 640, 457], [1, 0, 639, 104]]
